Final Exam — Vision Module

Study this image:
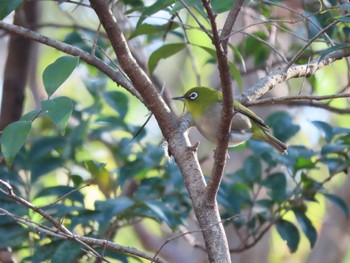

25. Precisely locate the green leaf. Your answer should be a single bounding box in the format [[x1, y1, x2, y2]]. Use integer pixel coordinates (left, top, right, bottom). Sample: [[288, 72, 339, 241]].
[[276, 219, 300, 253], [103, 91, 129, 118], [266, 111, 299, 141], [0, 0, 22, 20], [243, 156, 261, 184], [293, 210, 317, 248], [312, 120, 333, 142], [129, 22, 180, 39], [41, 97, 73, 130], [294, 157, 315, 170], [52, 241, 82, 263], [323, 193, 349, 217], [139, 0, 175, 25], [262, 173, 287, 202], [31, 156, 65, 182], [42, 56, 79, 97], [95, 197, 134, 231], [319, 44, 350, 61], [0, 224, 29, 247], [20, 109, 42, 121], [212, 0, 233, 13], [148, 43, 186, 73], [145, 199, 177, 228], [1, 121, 31, 165]]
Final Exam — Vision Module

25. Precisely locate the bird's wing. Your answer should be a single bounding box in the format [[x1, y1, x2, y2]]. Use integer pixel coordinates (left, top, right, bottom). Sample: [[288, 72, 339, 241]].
[[233, 100, 270, 130], [231, 113, 252, 132]]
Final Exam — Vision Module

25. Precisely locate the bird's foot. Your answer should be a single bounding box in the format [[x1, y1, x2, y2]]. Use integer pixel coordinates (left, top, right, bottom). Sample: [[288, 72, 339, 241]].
[[188, 141, 200, 152]]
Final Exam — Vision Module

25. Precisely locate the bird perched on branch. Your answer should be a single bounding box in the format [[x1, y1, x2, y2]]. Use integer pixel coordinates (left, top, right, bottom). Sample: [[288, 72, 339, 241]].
[[173, 87, 287, 153]]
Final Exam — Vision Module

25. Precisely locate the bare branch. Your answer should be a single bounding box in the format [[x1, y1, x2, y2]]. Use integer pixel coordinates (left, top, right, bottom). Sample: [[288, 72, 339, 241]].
[[201, 0, 232, 209], [220, 0, 245, 52], [178, 0, 213, 39], [239, 49, 350, 102], [246, 93, 350, 106]]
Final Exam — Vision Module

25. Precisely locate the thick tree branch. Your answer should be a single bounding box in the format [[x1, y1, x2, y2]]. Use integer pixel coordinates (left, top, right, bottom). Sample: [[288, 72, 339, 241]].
[[0, 21, 141, 102], [88, 1, 230, 263], [239, 49, 350, 102]]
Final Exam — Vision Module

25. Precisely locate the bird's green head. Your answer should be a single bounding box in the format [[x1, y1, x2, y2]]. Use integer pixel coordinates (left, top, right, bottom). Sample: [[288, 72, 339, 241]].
[[173, 87, 222, 119]]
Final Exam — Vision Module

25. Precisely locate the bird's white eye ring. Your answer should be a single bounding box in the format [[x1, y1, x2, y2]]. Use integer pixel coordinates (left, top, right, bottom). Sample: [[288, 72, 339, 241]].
[[189, 92, 198, 100]]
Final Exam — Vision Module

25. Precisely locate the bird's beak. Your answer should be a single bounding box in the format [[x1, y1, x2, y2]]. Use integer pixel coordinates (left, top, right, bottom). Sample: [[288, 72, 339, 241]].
[[172, 96, 186, 101]]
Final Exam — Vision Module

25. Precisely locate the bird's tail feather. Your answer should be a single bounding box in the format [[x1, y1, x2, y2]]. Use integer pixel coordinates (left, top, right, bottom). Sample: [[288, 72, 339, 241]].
[[264, 132, 287, 153]]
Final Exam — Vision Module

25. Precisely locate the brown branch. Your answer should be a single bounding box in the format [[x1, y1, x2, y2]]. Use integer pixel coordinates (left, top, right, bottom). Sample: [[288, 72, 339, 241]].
[[0, 21, 141, 102], [239, 49, 350, 102], [202, 0, 233, 209], [220, 0, 245, 52], [151, 213, 243, 262]]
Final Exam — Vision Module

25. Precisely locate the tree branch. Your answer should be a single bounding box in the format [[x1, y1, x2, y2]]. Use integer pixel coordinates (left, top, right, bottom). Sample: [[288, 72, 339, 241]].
[[0, 21, 141, 102], [202, 0, 233, 210], [239, 49, 350, 102], [220, 0, 245, 52], [246, 93, 350, 106], [88, 2, 230, 263]]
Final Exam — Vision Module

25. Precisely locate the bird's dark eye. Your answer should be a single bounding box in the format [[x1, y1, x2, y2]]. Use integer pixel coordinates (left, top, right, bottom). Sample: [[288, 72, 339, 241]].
[[188, 92, 198, 100]]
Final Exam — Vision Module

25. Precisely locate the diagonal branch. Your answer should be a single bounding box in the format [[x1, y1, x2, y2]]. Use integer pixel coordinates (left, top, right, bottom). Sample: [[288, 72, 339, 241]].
[[239, 49, 350, 102], [0, 21, 141, 101], [220, 0, 245, 52]]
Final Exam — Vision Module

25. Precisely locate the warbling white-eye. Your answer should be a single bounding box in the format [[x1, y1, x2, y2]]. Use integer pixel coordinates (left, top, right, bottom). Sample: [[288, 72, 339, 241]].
[[173, 87, 287, 153]]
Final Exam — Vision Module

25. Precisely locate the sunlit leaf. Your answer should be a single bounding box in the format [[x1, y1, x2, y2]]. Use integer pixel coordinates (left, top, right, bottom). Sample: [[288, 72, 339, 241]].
[[43, 56, 79, 97], [41, 97, 73, 130], [148, 43, 186, 73], [103, 91, 129, 119]]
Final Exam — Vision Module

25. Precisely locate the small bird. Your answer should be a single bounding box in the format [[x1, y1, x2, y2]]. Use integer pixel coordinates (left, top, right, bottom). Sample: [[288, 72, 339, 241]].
[[173, 87, 287, 153]]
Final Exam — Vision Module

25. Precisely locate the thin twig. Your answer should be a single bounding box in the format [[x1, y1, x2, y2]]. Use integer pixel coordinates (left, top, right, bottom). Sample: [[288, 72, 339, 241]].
[[220, 0, 245, 52], [38, 183, 91, 209], [178, 0, 213, 40]]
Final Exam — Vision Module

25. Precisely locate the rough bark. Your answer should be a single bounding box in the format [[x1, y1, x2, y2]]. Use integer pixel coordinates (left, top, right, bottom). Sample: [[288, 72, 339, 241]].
[[89, 1, 230, 262]]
